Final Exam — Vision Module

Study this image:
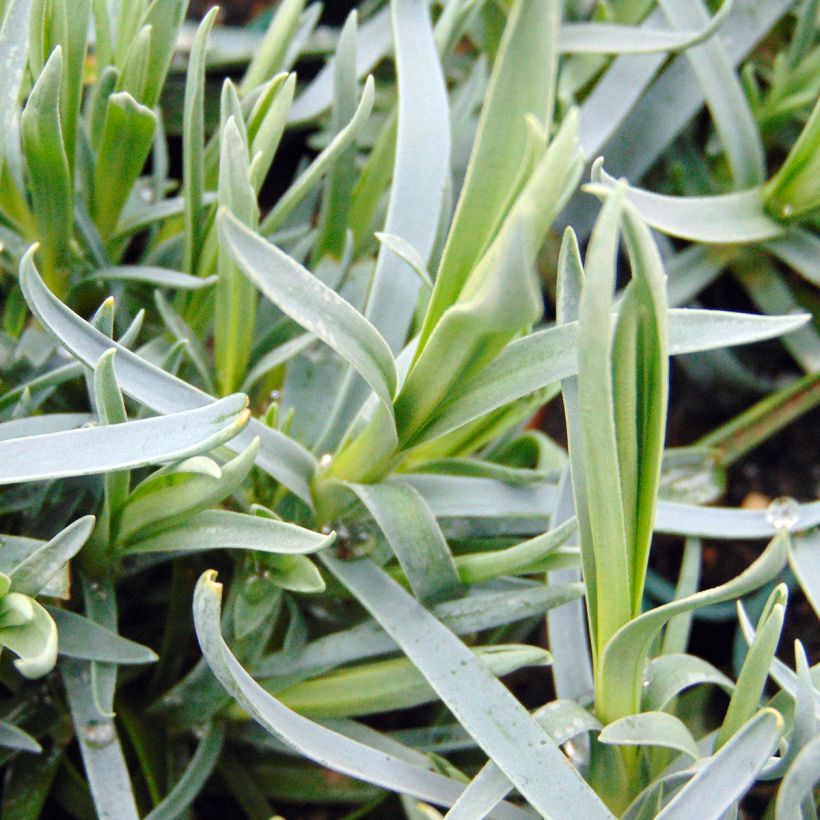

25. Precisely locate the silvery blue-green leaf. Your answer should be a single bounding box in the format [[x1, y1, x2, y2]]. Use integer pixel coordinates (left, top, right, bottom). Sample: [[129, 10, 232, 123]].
[[260, 77, 375, 234], [115, 193, 215, 240], [600, 712, 701, 760], [126, 509, 334, 555], [587, 169, 782, 244], [61, 657, 139, 820], [362, 0, 450, 351], [661, 537, 702, 655], [579, 0, 793, 189], [0, 535, 69, 598], [655, 499, 820, 537], [118, 440, 259, 544], [192, 571, 531, 819], [0, 720, 41, 754], [154, 291, 215, 394], [415, 308, 808, 445], [240, 333, 313, 392], [445, 698, 601, 820], [775, 733, 820, 820], [274, 645, 551, 718], [658, 0, 764, 187], [558, 0, 732, 54], [248, 73, 296, 194], [0, 0, 33, 171], [88, 266, 217, 290], [716, 586, 787, 748], [737, 605, 820, 721], [656, 709, 782, 820], [143, 723, 224, 820], [789, 529, 820, 618], [48, 608, 157, 664], [643, 654, 734, 712], [254, 582, 582, 682], [0, 413, 92, 441], [764, 228, 820, 287], [219, 210, 397, 414], [0, 594, 57, 678], [598, 534, 787, 725], [375, 233, 433, 289], [347, 481, 461, 602], [82, 575, 118, 719], [8, 516, 93, 596], [288, 6, 390, 124], [0, 392, 248, 484], [322, 555, 613, 818], [19, 251, 317, 504]]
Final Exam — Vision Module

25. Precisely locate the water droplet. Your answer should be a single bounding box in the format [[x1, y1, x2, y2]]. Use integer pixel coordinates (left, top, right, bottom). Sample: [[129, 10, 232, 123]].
[[766, 496, 800, 531], [318, 453, 332, 469], [781, 203, 794, 218], [83, 720, 115, 748], [320, 524, 332, 535], [270, 389, 281, 402]]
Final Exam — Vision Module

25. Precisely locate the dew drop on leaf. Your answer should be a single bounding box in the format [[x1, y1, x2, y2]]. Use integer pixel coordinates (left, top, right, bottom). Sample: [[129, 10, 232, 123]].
[[82, 720, 115, 748], [318, 453, 332, 469], [766, 496, 800, 531]]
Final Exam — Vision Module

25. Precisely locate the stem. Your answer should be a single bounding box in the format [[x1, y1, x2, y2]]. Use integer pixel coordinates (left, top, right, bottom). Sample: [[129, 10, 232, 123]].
[[696, 371, 820, 467]]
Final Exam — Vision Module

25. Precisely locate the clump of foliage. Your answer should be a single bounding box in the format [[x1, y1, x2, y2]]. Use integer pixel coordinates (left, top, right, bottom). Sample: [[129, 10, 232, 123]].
[[0, 0, 817, 816]]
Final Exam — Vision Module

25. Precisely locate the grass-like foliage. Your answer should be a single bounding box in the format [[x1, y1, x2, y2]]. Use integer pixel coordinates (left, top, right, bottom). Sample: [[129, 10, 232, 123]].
[[0, 0, 817, 816]]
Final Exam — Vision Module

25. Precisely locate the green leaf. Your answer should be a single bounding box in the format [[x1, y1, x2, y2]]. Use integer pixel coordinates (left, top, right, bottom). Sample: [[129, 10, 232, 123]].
[[656, 710, 782, 819], [20, 46, 72, 288], [182, 7, 217, 276], [8, 516, 94, 596], [716, 585, 787, 748], [19, 251, 317, 504], [0, 720, 41, 754], [598, 533, 788, 725], [274, 645, 550, 719], [118, 440, 258, 544], [0, 594, 57, 678], [93, 92, 157, 239], [600, 712, 701, 760], [456, 518, 577, 584], [396, 111, 582, 450], [0, 391, 249, 484], [137, 0, 187, 109], [419, 0, 559, 348], [574, 183, 632, 658], [239, 0, 304, 94], [322, 555, 613, 819], [125, 509, 334, 555], [219, 210, 397, 413], [314, 11, 359, 262], [192, 571, 531, 818], [214, 118, 258, 395], [346, 481, 461, 603], [48, 608, 157, 664], [144, 723, 224, 820], [790, 529, 820, 618], [764, 95, 820, 220]]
